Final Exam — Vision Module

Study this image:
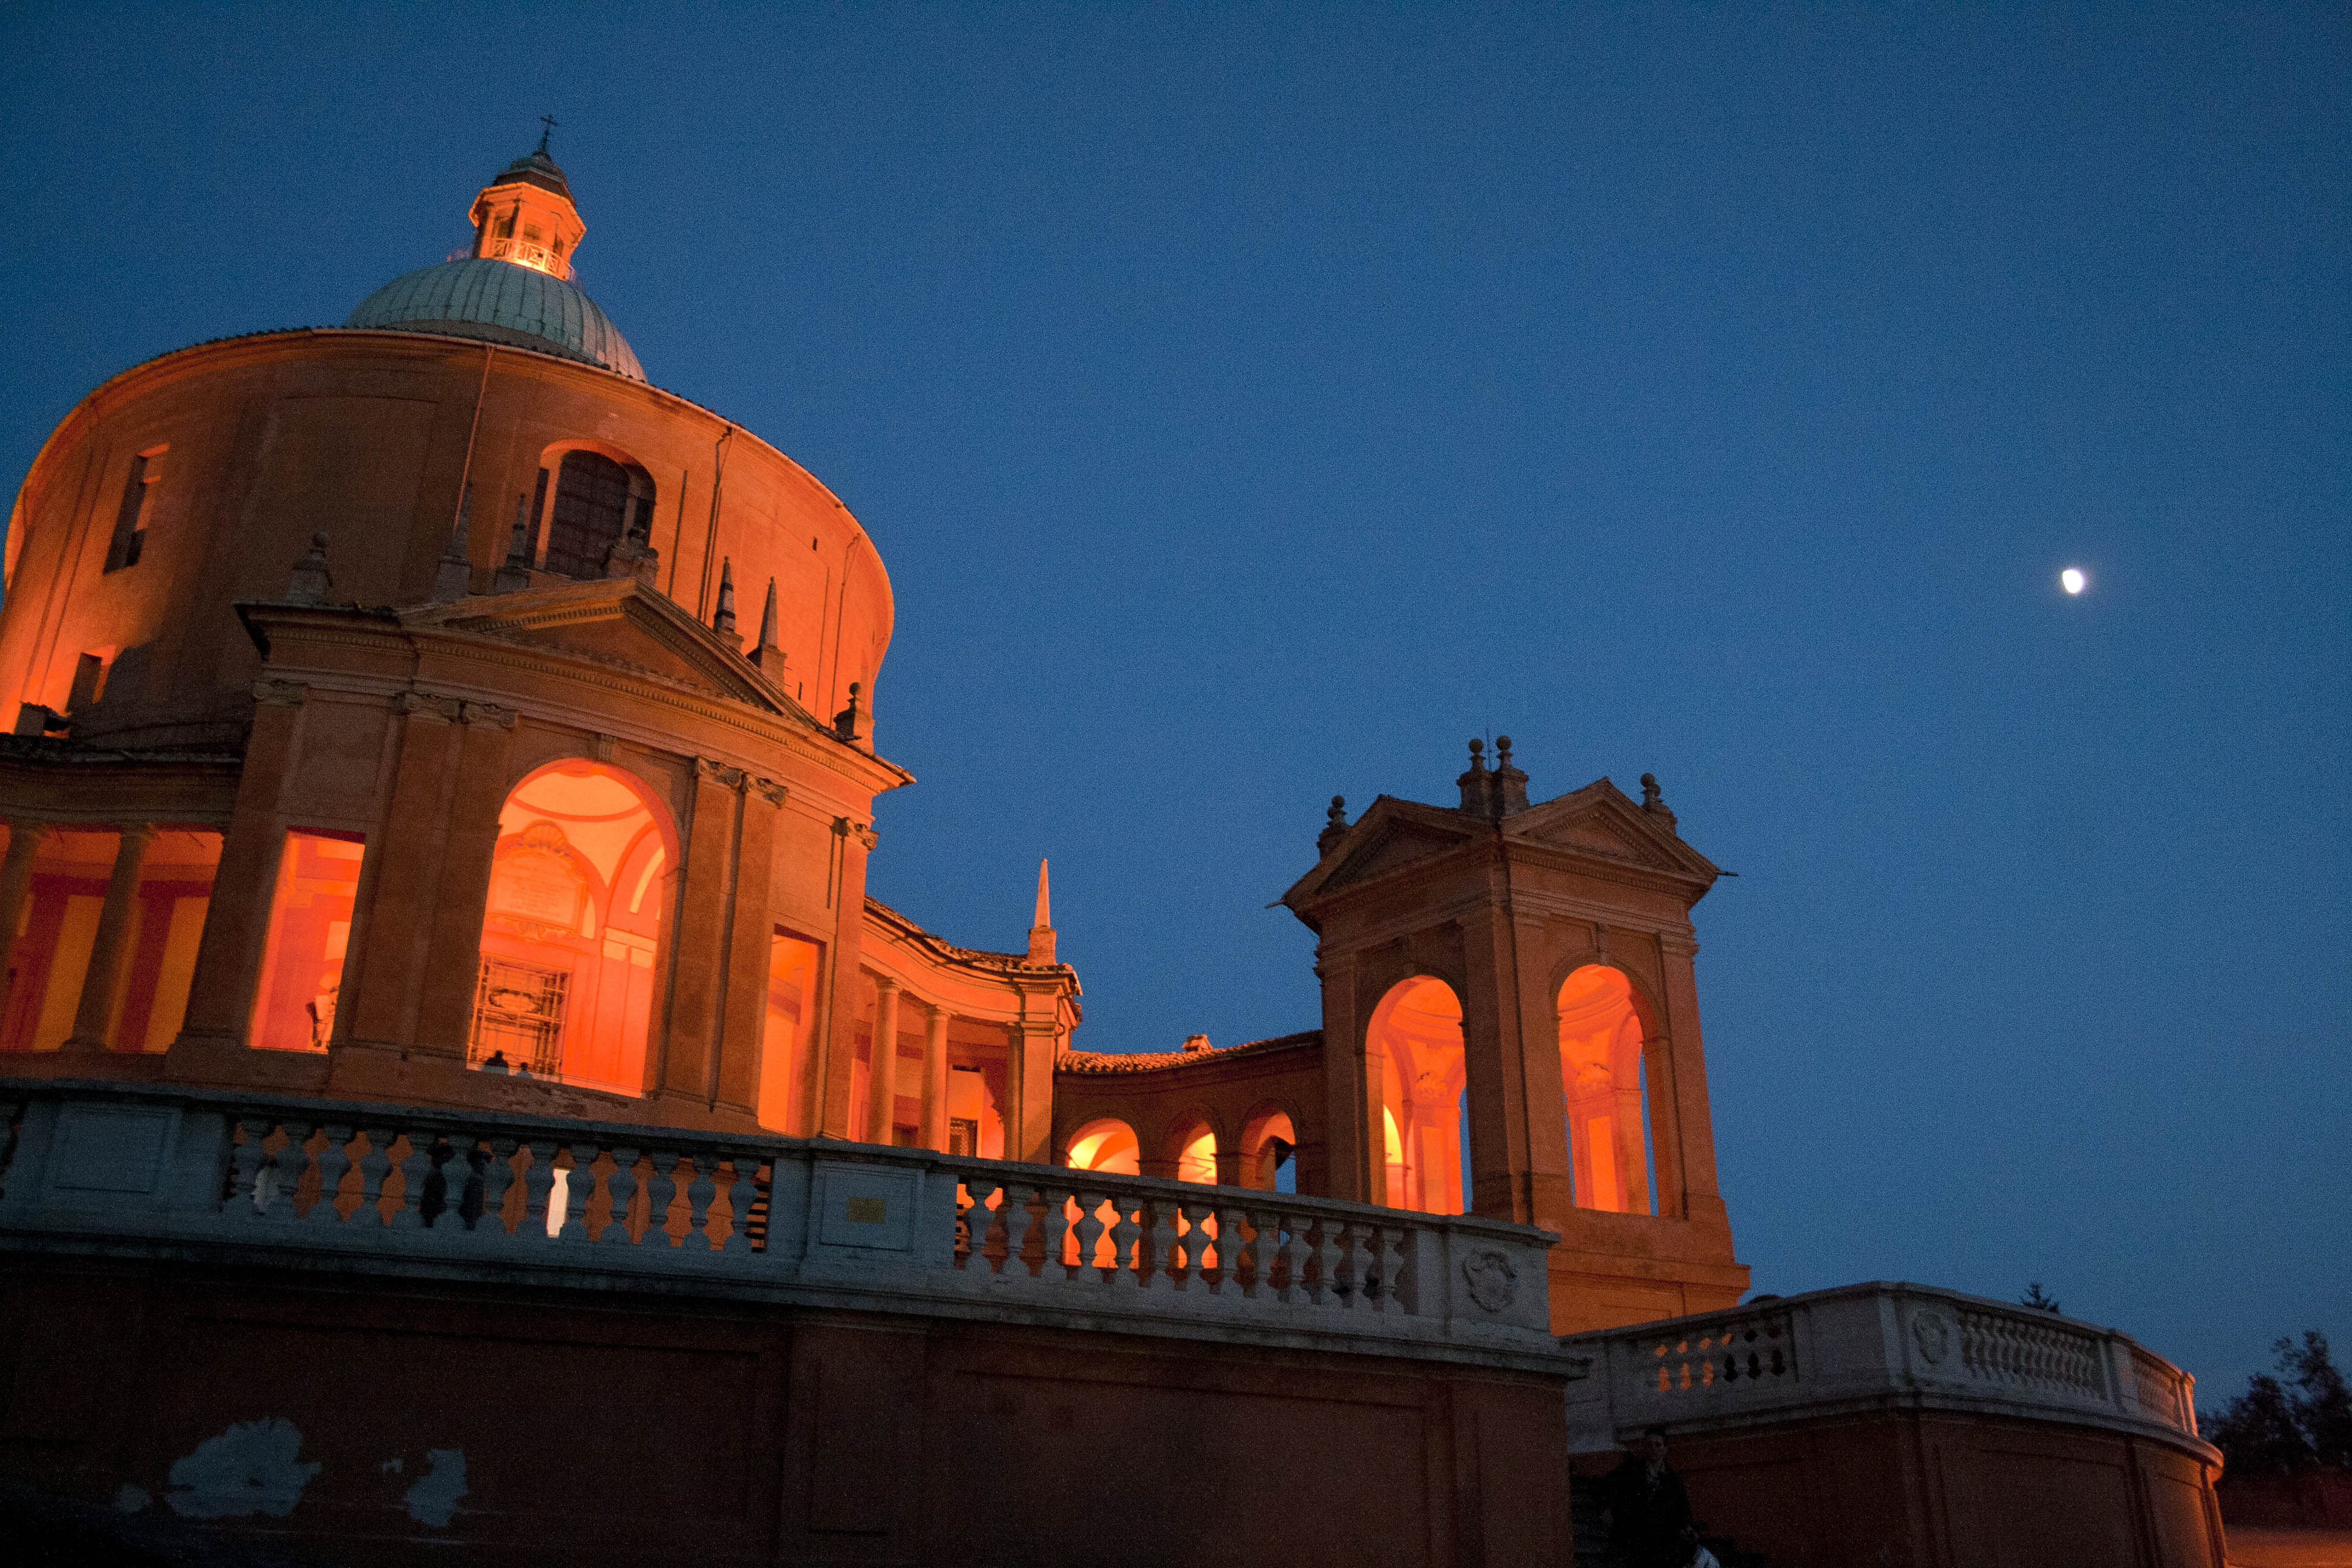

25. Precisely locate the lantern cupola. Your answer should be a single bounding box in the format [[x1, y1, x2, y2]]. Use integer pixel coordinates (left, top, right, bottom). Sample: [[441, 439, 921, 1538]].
[[469, 121, 584, 279]]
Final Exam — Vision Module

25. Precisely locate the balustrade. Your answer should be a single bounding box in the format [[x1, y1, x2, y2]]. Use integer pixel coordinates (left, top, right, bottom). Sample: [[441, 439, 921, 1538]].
[[0, 1083, 1564, 1361]]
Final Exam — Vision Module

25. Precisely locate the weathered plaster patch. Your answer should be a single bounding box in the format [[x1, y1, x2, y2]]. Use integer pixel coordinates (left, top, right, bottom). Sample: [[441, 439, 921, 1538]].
[[166, 1419, 321, 1519], [403, 1448, 466, 1527], [112, 1483, 151, 1513]]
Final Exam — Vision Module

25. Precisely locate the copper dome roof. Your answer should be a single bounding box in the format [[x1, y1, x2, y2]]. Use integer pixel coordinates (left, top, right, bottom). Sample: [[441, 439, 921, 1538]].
[[344, 258, 645, 381]]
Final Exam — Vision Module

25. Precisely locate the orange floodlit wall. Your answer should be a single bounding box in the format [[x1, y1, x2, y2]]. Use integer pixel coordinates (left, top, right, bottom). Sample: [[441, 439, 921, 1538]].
[[947, 1059, 1005, 1160], [471, 763, 673, 1093], [2, 828, 116, 1050], [1557, 964, 1654, 1215], [250, 831, 365, 1052], [759, 932, 822, 1133], [1176, 1125, 1218, 1184], [1370, 976, 1470, 1214]]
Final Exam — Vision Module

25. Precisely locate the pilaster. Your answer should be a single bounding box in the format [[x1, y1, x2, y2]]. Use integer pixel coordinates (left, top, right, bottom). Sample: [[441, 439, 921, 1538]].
[[62, 823, 155, 1051], [657, 757, 743, 1112]]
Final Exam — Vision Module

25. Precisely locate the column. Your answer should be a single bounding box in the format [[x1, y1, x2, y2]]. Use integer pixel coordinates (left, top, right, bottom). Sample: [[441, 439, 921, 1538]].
[[64, 823, 154, 1051], [0, 823, 51, 1022], [712, 777, 785, 1122], [341, 693, 463, 1052], [1656, 932, 1719, 1227], [864, 977, 900, 1145], [171, 685, 307, 1055], [812, 818, 875, 1139], [918, 1002, 949, 1151], [1316, 948, 1371, 1204], [408, 703, 519, 1059], [657, 758, 743, 1109], [1006, 1004, 1059, 1166]]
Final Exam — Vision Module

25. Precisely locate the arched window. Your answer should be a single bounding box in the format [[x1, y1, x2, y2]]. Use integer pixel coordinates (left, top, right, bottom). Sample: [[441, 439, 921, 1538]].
[[1173, 1121, 1218, 1185], [469, 762, 673, 1093], [1558, 964, 1655, 1215], [543, 450, 655, 580], [1369, 976, 1471, 1214]]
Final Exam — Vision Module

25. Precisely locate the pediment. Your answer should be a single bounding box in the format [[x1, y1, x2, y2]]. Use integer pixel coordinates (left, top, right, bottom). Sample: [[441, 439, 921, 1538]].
[[405, 580, 812, 722], [1506, 782, 1718, 881], [1282, 798, 1483, 907]]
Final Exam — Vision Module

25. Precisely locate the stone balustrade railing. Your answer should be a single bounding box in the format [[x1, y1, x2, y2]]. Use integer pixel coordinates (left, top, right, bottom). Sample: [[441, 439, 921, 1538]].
[[1562, 1281, 2204, 1455], [0, 1081, 1565, 1369]]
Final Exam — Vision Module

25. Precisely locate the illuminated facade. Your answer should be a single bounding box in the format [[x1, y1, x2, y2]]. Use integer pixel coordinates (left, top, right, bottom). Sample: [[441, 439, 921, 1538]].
[[0, 142, 1075, 1157]]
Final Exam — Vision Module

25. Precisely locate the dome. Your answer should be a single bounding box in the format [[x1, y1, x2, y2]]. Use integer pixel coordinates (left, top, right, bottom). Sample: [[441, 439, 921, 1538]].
[[344, 258, 645, 381]]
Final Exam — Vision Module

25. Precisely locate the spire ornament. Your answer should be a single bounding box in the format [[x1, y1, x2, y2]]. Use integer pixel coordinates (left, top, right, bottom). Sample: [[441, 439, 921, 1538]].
[[712, 558, 741, 649], [1318, 795, 1349, 858], [1027, 858, 1056, 964]]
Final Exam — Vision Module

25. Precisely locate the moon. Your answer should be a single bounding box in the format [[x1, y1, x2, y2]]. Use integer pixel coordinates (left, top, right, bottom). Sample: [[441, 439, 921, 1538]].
[[2060, 567, 2087, 596]]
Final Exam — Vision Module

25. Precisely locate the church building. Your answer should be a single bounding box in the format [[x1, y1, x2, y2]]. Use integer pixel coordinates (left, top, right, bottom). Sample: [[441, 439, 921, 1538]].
[[0, 142, 2229, 1567]]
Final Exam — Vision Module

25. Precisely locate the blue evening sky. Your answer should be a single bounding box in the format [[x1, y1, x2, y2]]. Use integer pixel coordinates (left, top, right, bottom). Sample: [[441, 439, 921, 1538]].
[[3, 4, 2344, 1401]]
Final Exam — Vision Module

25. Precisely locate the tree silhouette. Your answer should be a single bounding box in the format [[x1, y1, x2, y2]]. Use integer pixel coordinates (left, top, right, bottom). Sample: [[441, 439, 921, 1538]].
[[2203, 1331, 2350, 1475], [2020, 1282, 2062, 1314]]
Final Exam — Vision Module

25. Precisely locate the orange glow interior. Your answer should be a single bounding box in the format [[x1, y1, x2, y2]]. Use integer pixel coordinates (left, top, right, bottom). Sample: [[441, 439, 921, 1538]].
[[1558, 964, 1653, 1215], [119, 829, 220, 1052], [1065, 1118, 1140, 1175], [4, 828, 117, 1050], [947, 1059, 1005, 1160], [1371, 975, 1469, 1214], [1246, 1109, 1297, 1190], [759, 931, 820, 1133], [469, 763, 671, 1092], [1176, 1124, 1218, 1185], [251, 829, 363, 1053]]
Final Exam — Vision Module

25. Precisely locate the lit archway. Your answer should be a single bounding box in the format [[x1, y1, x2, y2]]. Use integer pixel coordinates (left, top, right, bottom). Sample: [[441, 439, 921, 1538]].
[[1173, 1120, 1218, 1185], [1368, 975, 1469, 1214], [1558, 964, 1653, 1215], [1241, 1106, 1298, 1192], [471, 761, 675, 1094], [1065, 1118, 1140, 1175]]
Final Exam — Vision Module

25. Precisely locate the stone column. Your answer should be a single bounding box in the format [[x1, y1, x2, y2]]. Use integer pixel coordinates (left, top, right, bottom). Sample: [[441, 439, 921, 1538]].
[[408, 703, 519, 1059], [812, 818, 875, 1139], [0, 822, 51, 1024], [1656, 932, 1721, 1227], [711, 777, 785, 1123], [1006, 1005, 1059, 1166], [658, 759, 744, 1111], [1315, 947, 1371, 1204], [341, 693, 465, 1053], [63, 823, 154, 1051], [171, 683, 307, 1057], [864, 977, 900, 1145], [918, 1001, 949, 1151]]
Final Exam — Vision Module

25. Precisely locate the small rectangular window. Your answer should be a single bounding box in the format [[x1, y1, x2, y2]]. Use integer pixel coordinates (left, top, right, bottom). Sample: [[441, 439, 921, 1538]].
[[67, 652, 108, 712], [105, 448, 163, 573]]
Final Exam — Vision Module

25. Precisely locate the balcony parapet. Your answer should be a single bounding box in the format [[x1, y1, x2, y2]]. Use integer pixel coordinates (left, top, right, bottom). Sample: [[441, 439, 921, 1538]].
[[0, 1079, 1578, 1377], [1563, 1281, 2211, 1459]]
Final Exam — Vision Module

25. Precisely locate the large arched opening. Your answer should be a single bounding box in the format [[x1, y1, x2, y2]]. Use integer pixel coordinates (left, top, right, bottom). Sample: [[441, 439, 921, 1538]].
[[1241, 1105, 1298, 1193], [469, 761, 675, 1094], [1557, 964, 1655, 1215], [532, 447, 658, 580], [1064, 1117, 1140, 1175], [1368, 975, 1470, 1215]]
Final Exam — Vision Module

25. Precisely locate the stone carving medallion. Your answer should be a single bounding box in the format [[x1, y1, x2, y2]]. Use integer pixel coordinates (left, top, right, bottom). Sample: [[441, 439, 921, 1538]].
[[1461, 1249, 1518, 1314], [1912, 1308, 1953, 1367]]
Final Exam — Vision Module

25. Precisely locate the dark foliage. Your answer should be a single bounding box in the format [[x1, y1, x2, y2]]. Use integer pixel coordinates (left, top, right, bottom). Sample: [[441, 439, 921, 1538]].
[[2020, 1282, 2062, 1314], [2203, 1330, 2352, 1475]]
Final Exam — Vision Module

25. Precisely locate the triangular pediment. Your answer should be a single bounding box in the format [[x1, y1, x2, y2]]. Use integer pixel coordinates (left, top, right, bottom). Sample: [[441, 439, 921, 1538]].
[[1282, 797, 1482, 907], [404, 579, 814, 724], [1507, 780, 1719, 881]]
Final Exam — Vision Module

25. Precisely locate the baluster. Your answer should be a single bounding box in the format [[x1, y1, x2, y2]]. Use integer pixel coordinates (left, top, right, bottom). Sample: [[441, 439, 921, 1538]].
[[519, 1140, 558, 1242], [439, 1134, 480, 1231], [1109, 1200, 1143, 1290], [557, 1143, 596, 1241], [1071, 1189, 1106, 1278], [267, 1122, 316, 1223], [959, 1180, 997, 1272], [388, 1131, 434, 1231], [309, 1125, 355, 1227], [229, 1118, 272, 1214], [1040, 1184, 1072, 1279], [682, 1154, 719, 1250], [1260, 1208, 1296, 1302], [1370, 1222, 1405, 1315], [480, 1137, 518, 1234], [601, 1146, 640, 1244], [998, 1184, 1037, 1278], [1215, 1201, 1248, 1296], [1330, 1218, 1361, 1310], [1141, 1202, 1179, 1296], [719, 1154, 761, 1254], [350, 1127, 396, 1229], [642, 1149, 679, 1247]]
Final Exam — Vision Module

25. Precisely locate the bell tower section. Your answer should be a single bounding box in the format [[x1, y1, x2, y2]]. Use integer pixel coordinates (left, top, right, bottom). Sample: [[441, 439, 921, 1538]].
[[1282, 741, 1750, 1333]]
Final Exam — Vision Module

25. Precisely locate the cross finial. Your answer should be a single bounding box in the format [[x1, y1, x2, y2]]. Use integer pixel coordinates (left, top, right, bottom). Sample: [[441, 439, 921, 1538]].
[[536, 114, 558, 154]]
